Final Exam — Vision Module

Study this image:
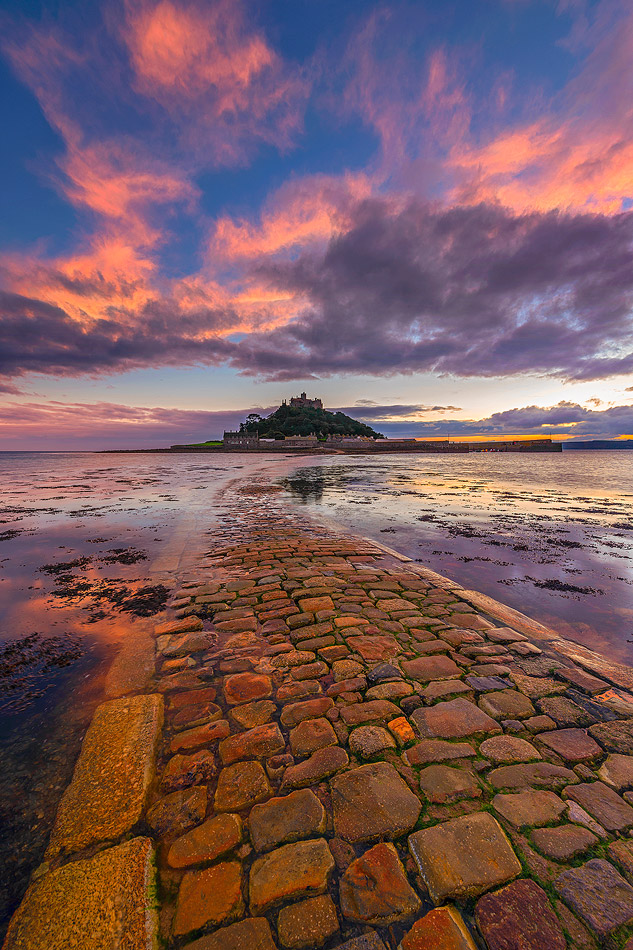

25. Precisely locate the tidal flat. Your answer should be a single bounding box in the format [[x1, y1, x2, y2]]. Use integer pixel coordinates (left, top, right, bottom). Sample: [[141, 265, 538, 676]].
[[0, 449, 632, 941]]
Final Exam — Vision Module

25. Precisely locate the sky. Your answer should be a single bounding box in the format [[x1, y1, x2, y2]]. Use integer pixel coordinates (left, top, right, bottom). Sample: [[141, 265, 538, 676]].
[[1, 0, 633, 449]]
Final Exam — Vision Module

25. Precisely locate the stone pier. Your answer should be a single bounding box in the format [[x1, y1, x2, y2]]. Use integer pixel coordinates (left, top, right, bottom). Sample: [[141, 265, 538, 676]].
[[6, 478, 633, 949]]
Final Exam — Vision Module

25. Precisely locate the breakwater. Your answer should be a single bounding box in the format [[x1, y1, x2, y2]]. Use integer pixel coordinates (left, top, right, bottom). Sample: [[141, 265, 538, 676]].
[[5, 477, 633, 950]]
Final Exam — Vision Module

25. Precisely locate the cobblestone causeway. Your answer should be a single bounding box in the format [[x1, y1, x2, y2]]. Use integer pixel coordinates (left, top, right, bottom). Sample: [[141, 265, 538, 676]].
[[6, 477, 633, 949]]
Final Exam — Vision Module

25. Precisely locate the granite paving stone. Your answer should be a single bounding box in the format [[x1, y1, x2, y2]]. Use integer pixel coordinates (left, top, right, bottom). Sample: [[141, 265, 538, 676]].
[[404, 739, 476, 765], [598, 753, 633, 790], [398, 906, 477, 950], [146, 786, 207, 837], [418, 764, 481, 803], [555, 858, 633, 937], [339, 842, 421, 925], [479, 689, 536, 720], [219, 722, 285, 765], [277, 895, 339, 949], [214, 760, 272, 812], [475, 878, 566, 950], [408, 811, 521, 903], [161, 750, 215, 792], [249, 838, 335, 914], [223, 673, 272, 705], [331, 762, 422, 843], [289, 717, 337, 756], [531, 824, 598, 861], [479, 735, 542, 764], [487, 761, 579, 790], [349, 725, 396, 757], [168, 813, 242, 868], [492, 789, 567, 828], [183, 917, 277, 950], [410, 697, 501, 740], [590, 719, 633, 754], [564, 781, 633, 831], [172, 861, 244, 936], [401, 655, 462, 681], [248, 788, 326, 852], [280, 745, 349, 789], [539, 728, 603, 764]]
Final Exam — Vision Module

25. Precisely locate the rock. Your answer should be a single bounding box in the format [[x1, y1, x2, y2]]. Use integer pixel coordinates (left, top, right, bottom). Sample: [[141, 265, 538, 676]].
[[172, 861, 243, 936], [366, 663, 403, 683], [564, 781, 633, 831], [589, 719, 633, 754], [598, 754, 633, 790], [214, 761, 271, 812], [410, 698, 501, 740], [340, 700, 401, 726], [169, 687, 216, 709], [280, 697, 334, 727], [336, 935, 386, 950], [608, 839, 633, 881], [293, 660, 329, 680], [418, 765, 481, 803], [289, 718, 338, 757], [3, 837, 156, 950], [479, 690, 535, 720], [340, 842, 420, 925], [532, 824, 598, 861], [219, 722, 285, 765], [557, 667, 609, 694], [539, 729, 603, 764], [161, 750, 215, 792], [281, 746, 349, 789], [537, 696, 593, 726], [401, 655, 462, 681], [475, 878, 566, 950], [555, 858, 633, 937], [423, 680, 475, 701], [366, 682, 413, 701], [170, 720, 230, 752], [249, 789, 326, 852], [509, 674, 566, 699], [46, 694, 163, 859], [327, 677, 366, 698], [346, 636, 401, 662], [349, 726, 396, 758], [184, 917, 276, 950], [277, 895, 339, 949], [278, 681, 322, 703], [249, 838, 335, 914], [524, 715, 556, 734], [388, 716, 416, 746], [464, 676, 510, 693], [331, 762, 422, 843], [408, 811, 521, 904], [231, 700, 276, 728], [223, 672, 272, 705], [488, 762, 578, 791], [270, 650, 316, 669], [492, 790, 566, 828], [171, 702, 223, 731], [479, 736, 541, 764], [566, 800, 608, 839], [405, 739, 476, 765], [154, 616, 203, 637], [399, 906, 477, 950], [168, 813, 242, 868], [146, 786, 207, 837], [298, 595, 334, 613]]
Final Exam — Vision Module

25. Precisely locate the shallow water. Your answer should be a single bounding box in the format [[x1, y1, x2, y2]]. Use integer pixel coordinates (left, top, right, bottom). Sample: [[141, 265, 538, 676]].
[[280, 451, 633, 664], [0, 447, 631, 935]]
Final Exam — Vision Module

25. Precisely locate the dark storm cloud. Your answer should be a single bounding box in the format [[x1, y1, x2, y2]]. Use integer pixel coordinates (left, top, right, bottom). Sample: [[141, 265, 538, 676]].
[[3, 198, 633, 382], [335, 403, 462, 419], [0, 291, 236, 376], [238, 198, 633, 381]]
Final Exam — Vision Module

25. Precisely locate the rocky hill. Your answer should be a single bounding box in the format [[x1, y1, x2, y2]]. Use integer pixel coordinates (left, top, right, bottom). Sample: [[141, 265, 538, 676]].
[[240, 403, 384, 439]]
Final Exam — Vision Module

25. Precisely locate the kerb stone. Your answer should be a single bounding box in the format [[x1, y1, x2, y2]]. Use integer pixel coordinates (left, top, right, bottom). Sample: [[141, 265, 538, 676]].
[[46, 694, 163, 859], [3, 837, 156, 950]]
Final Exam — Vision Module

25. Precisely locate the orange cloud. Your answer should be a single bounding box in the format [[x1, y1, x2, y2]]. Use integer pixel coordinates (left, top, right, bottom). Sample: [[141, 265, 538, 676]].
[[211, 173, 372, 262]]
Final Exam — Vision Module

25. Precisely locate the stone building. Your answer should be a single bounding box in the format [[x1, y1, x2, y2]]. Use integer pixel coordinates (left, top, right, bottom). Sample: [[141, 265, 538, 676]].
[[223, 430, 259, 446], [287, 392, 323, 410]]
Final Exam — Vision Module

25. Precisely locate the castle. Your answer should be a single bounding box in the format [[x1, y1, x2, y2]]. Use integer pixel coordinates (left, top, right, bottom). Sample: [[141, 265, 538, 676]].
[[285, 392, 323, 410]]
